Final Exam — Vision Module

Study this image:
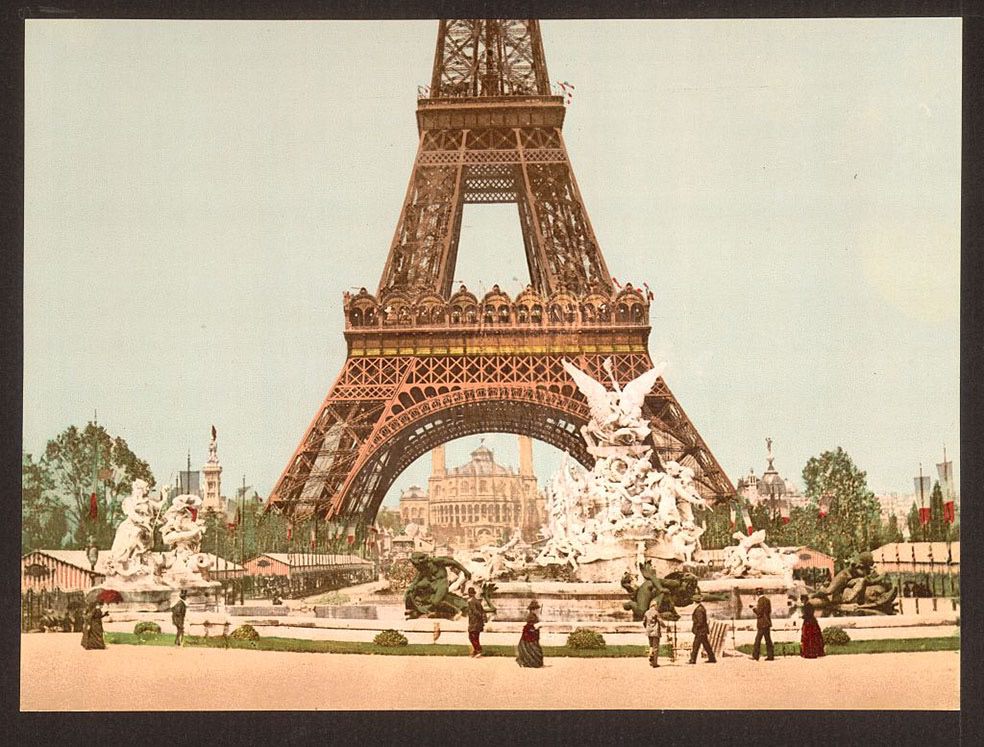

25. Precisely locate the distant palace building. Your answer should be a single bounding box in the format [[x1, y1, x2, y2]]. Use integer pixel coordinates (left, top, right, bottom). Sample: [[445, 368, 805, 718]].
[[736, 438, 808, 511], [399, 437, 545, 548]]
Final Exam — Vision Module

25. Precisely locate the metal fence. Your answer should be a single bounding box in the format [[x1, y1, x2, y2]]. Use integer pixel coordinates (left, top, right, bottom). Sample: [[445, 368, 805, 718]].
[[219, 567, 376, 604], [21, 588, 86, 633]]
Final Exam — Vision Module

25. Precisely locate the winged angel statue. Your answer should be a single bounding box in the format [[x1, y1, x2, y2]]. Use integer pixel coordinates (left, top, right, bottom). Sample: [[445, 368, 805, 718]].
[[536, 358, 708, 571]]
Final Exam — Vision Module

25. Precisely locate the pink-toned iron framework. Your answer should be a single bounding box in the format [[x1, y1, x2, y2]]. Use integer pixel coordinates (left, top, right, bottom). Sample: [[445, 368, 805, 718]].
[[267, 19, 735, 526]]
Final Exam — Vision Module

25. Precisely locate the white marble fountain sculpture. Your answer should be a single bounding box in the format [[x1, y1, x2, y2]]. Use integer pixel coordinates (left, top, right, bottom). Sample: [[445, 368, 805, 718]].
[[534, 358, 709, 581], [98, 481, 218, 609], [721, 529, 797, 580]]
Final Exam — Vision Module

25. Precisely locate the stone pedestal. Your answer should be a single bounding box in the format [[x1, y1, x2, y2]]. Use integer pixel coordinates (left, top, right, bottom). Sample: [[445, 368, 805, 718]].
[[574, 537, 682, 582], [93, 579, 221, 613]]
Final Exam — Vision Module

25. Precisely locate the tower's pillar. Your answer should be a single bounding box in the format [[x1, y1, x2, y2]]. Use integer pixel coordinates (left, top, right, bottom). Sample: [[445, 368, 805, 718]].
[[432, 443, 447, 477], [518, 435, 533, 477]]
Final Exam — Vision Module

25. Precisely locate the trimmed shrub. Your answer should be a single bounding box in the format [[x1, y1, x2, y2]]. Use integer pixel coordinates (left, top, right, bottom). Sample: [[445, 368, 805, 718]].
[[567, 627, 606, 650], [823, 626, 851, 646], [231, 624, 261, 641], [134, 621, 162, 636], [373, 629, 409, 647]]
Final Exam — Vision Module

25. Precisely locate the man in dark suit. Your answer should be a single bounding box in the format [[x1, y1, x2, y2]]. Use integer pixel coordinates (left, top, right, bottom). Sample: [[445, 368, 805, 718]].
[[466, 587, 487, 658], [689, 593, 716, 664], [749, 588, 774, 661], [171, 590, 187, 647]]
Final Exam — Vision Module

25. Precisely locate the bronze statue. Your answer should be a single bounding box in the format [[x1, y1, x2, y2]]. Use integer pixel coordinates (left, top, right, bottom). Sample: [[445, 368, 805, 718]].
[[808, 551, 897, 616], [621, 561, 699, 621], [404, 552, 496, 619]]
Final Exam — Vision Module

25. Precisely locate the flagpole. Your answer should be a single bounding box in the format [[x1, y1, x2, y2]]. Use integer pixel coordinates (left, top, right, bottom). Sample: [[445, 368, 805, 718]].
[[919, 463, 926, 542], [240, 474, 246, 605]]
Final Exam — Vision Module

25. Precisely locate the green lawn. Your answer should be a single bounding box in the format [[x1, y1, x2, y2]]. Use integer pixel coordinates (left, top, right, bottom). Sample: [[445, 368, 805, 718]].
[[736, 636, 960, 657], [104, 632, 656, 657], [104, 631, 959, 658]]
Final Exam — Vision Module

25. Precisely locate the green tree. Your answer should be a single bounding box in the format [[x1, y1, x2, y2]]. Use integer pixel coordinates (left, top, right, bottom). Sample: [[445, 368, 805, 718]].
[[885, 513, 903, 543], [21, 452, 69, 553], [698, 502, 734, 549], [907, 501, 921, 541], [40, 422, 156, 548], [927, 481, 946, 541], [802, 447, 881, 562]]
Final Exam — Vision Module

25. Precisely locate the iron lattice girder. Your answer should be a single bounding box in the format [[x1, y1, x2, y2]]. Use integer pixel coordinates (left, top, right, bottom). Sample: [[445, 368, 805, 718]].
[[379, 21, 609, 299], [268, 342, 735, 522], [431, 19, 551, 98], [380, 125, 611, 297]]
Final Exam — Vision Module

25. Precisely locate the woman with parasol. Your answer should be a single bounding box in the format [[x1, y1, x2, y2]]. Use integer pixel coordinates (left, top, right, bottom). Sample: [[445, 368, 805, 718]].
[[80, 588, 120, 649]]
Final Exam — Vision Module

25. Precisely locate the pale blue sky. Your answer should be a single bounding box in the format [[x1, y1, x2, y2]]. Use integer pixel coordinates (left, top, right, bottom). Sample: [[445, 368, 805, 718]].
[[23, 19, 960, 506]]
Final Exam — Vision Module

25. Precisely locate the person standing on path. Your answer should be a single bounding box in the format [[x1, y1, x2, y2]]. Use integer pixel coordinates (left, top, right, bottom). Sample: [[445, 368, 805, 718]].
[[643, 599, 664, 667], [749, 588, 774, 661], [466, 587, 486, 658], [171, 590, 188, 647], [80, 601, 108, 650], [799, 595, 825, 659], [689, 593, 716, 664], [516, 600, 544, 668]]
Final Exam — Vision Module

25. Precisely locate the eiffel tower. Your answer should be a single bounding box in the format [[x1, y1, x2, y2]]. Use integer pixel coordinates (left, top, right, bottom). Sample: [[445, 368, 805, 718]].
[[268, 19, 735, 528]]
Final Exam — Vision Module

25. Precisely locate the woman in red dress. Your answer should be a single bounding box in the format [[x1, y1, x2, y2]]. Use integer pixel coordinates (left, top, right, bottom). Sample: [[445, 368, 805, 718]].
[[800, 596, 825, 659], [516, 600, 544, 668]]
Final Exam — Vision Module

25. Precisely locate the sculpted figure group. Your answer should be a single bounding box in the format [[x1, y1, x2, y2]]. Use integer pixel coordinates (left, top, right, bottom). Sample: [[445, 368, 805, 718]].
[[534, 358, 707, 574], [404, 551, 497, 620], [103, 480, 213, 588], [807, 551, 898, 615]]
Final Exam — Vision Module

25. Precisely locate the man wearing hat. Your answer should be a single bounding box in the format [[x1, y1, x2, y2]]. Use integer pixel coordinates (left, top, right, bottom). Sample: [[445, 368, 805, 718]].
[[689, 592, 716, 664], [171, 590, 188, 647], [642, 599, 663, 668], [749, 587, 774, 661], [466, 587, 487, 658]]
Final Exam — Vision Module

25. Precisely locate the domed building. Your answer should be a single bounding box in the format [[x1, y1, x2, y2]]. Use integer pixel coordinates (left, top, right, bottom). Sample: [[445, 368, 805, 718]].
[[737, 437, 808, 514], [398, 437, 545, 549]]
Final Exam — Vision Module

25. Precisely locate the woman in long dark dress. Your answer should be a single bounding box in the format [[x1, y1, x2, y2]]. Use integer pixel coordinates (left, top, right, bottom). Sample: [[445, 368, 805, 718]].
[[800, 596, 825, 659], [516, 601, 544, 668], [80, 602, 107, 650]]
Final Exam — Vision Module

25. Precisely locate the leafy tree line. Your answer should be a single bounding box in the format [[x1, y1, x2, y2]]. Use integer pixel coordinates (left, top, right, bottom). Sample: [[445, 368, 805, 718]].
[[699, 447, 955, 564], [22, 422, 155, 553], [906, 481, 959, 542]]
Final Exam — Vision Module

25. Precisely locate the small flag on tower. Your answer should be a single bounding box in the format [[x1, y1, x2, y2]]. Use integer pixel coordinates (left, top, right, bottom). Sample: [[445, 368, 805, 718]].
[[211, 424, 217, 441]]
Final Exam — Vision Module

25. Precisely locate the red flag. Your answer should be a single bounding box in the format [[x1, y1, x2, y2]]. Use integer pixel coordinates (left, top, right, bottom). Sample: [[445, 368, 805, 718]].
[[944, 500, 955, 523], [779, 499, 790, 525], [286, 525, 293, 542], [89, 492, 98, 520], [742, 505, 754, 535], [919, 506, 930, 526]]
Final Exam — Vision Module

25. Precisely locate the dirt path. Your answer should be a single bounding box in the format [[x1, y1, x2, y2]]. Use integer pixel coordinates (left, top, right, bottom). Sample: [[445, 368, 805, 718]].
[[20, 633, 958, 711]]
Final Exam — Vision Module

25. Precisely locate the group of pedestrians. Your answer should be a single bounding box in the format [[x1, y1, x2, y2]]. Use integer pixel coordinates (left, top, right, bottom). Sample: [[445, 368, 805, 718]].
[[466, 587, 544, 667], [80, 584, 825, 665], [643, 587, 825, 667]]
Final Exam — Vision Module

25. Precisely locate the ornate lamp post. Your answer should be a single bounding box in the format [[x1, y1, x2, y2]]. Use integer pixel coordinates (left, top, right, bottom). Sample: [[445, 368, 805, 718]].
[[86, 536, 99, 571]]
